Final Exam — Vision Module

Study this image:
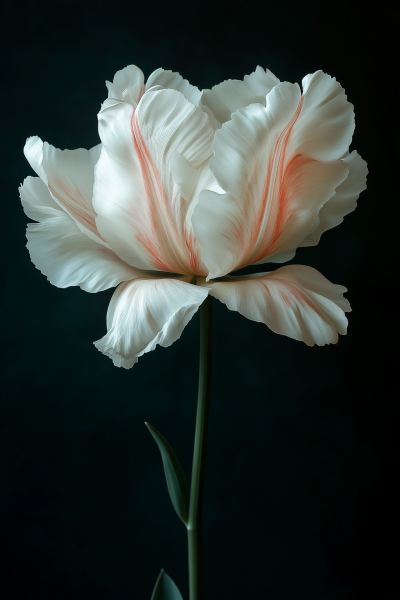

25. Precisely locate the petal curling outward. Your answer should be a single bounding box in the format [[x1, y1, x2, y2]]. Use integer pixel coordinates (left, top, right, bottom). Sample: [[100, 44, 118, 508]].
[[106, 64, 145, 106], [200, 265, 350, 346], [24, 135, 105, 246], [192, 71, 355, 280], [105, 65, 201, 107], [201, 66, 280, 127], [94, 278, 209, 368], [94, 88, 214, 275], [19, 176, 141, 292], [300, 150, 368, 247], [146, 68, 201, 106]]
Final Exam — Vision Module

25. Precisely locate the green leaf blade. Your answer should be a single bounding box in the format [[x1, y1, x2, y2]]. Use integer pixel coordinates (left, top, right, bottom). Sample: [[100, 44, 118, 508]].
[[145, 422, 188, 525], [151, 569, 184, 600]]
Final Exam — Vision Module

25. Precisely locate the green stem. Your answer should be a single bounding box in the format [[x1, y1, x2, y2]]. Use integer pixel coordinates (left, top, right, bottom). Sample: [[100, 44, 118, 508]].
[[187, 295, 213, 600]]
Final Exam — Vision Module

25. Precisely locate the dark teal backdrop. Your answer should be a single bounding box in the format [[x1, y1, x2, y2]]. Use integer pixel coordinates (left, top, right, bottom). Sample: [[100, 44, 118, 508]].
[[1, 1, 397, 598]]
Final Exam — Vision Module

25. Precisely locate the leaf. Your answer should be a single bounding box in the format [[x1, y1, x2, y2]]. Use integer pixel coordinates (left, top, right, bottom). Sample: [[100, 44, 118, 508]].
[[151, 569, 184, 600], [145, 422, 188, 525]]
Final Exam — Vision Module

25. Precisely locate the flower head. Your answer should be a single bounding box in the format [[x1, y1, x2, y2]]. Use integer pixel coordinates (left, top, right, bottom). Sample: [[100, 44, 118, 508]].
[[20, 64, 367, 368]]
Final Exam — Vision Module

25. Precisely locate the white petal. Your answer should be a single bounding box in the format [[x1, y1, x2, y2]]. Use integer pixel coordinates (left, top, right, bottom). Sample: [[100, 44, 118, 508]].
[[169, 150, 199, 203], [255, 249, 296, 265], [19, 176, 60, 220], [193, 76, 350, 279], [290, 71, 355, 162], [24, 136, 47, 180], [300, 151, 368, 246], [201, 66, 280, 126], [200, 265, 350, 346], [20, 177, 141, 292], [198, 102, 222, 131], [94, 88, 214, 275], [106, 64, 145, 106], [42, 142, 105, 244], [24, 136, 105, 246], [146, 68, 201, 106], [94, 278, 208, 368]]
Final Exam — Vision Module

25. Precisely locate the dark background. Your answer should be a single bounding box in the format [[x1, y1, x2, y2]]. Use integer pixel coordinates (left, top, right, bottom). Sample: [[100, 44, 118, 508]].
[[0, 0, 397, 598]]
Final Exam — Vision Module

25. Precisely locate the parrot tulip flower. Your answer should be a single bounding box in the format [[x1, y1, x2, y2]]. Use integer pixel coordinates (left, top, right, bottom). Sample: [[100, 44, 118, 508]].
[[20, 65, 367, 369], [19, 62, 368, 599]]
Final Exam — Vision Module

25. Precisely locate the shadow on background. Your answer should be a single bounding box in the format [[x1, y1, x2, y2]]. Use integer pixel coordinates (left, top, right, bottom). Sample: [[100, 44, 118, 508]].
[[0, 0, 397, 598]]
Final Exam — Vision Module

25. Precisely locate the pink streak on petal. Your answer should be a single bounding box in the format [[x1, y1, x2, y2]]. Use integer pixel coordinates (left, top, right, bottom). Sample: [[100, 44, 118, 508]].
[[262, 276, 325, 319], [238, 96, 310, 269], [130, 111, 205, 275], [256, 97, 304, 260], [130, 111, 176, 272], [49, 179, 104, 241]]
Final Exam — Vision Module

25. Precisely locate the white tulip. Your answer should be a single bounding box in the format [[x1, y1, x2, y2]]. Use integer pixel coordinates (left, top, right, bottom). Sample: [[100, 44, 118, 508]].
[[20, 65, 367, 368]]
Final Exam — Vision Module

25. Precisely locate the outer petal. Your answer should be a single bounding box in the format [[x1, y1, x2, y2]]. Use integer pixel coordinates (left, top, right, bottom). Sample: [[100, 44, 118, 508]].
[[201, 65, 280, 126], [20, 176, 141, 292], [300, 150, 368, 247], [94, 88, 214, 275], [200, 265, 350, 346], [106, 65, 145, 106], [94, 278, 209, 368], [192, 72, 353, 279], [24, 136, 105, 246], [291, 71, 355, 162], [146, 68, 201, 106], [24, 136, 47, 180], [20, 175, 60, 220]]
